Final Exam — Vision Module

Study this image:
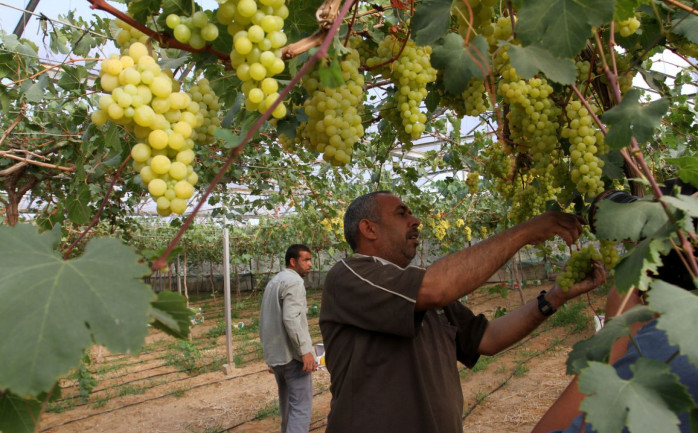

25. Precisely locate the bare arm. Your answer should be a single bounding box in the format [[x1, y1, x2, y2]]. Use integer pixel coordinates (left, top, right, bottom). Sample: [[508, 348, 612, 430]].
[[530, 286, 645, 433], [479, 262, 606, 356], [416, 212, 584, 311]]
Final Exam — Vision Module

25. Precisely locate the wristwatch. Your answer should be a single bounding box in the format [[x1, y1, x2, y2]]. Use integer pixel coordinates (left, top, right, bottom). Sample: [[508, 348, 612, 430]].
[[537, 290, 556, 316]]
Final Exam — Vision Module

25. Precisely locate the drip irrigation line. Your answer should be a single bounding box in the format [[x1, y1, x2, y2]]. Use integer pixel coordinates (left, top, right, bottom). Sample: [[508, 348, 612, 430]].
[[215, 327, 565, 433], [216, 387, 332, 432], [57, 354, 237, 407], [64, 342, 221, 386], [462, 329, 575, 421], [56, 365, 187, 405], [41, 368, 269, 431]]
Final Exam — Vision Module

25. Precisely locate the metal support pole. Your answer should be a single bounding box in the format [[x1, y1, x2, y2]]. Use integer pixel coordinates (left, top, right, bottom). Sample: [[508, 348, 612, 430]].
[[176, 256, 182, 295], [222, 227, 234, 374], [13, 0, 41, 38]]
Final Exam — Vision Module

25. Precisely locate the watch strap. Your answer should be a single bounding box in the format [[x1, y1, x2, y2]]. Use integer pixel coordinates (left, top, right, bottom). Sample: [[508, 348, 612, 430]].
[[537, 290, 556, 316]]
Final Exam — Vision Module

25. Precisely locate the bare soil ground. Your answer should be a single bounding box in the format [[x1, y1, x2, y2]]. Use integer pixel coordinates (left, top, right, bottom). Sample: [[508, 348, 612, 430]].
[[40, 283, 605, 433]]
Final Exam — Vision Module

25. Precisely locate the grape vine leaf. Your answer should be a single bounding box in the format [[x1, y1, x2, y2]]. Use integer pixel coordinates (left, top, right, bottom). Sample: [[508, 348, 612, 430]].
[[57, 65, 87, 92], [0, 224, 154, 397], [664, 157, 698, 190], [66, 183, 92, 226], [601, 150, 625, 180], [215, 127, 245, 149], [0, 384, 60, 433], [0, 392, 41, 433], [566, 305, 655, 374], [23, 75, 48, 104], [149, 291, 192, 339], [431, 34, 489, 95], [516, 0, 615, 58], [506, 43, 576, 85], [593, 199, 669, 242], [285, 0, 322, 42], [318, 54, 344, 89], [411, 0, 452, 46], [159, 54, 190, 71], [649, 280, 698, 368], [128, 0, 164, 24], [661, 194, 698, 219], [671, 11, 698, 44], [601, 89, 670, 149], [579, 359, 693, 433], [615, 0, 650, 21], [614, 222, 675, 293]]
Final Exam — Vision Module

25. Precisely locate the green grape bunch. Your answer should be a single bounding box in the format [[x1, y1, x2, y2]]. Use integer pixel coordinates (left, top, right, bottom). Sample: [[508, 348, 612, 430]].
[[466, 172, 479, 194], [452, 0, 498, 39], [599, 239, 620, 269], [166, 11, 220, 49], [556, 245, 602, 291], [92, 42, 203, 216], [289, 47, 365, 166], [113, 19, 150, 53], [561, 99, 607, 197], [367, 35, 437, 140], [556, 246, 601, 291], [218, 0, 289, 118], [614, 16, 641, 38]]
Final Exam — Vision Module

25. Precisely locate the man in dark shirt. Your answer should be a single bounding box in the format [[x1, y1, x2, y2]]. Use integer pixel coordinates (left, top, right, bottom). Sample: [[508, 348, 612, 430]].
[[320, 191, 606, 433]]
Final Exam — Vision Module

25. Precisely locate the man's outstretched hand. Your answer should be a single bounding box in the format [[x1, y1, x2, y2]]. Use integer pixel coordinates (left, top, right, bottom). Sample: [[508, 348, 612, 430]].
[[548, 260, 607, 308]]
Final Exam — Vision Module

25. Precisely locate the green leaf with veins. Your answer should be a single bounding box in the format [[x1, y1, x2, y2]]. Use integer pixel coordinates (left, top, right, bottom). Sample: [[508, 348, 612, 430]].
[[285, 0, 322, 43], [411, 0, 453, 45], [506, 43, 576, 85], [128, 0, 164, 23], [318, 55, 344, 89], [671, 11, 698, 44], [665, 157, 698, 189], [431, 34, 489, 95], [66, 183, 92, 226], [661, 194, 698, 221], [516, 0, 615, 58], [601, 89, 669, 149], [57, 66, 87, 91], [593, 199, 669, 242], [0, 383, 60, 433], [579, 359, 692, 433], [650, 280, 698, 368], [615, 0, 650, 21], [614, 222, 676, 292], [566, 305, 655, 374], [0, 224, 154, 397], [0, 392, 41, 433], [149, 291, 192, 339]]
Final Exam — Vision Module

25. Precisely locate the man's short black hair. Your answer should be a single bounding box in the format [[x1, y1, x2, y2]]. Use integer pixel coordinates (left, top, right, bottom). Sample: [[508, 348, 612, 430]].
[[285, 244, 311, 267], [344, 191, 392, 252]]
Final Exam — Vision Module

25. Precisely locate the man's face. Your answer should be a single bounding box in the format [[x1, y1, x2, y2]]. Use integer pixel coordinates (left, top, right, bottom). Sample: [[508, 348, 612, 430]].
[[290, 250, 312, 277], [372, 194, 421, 267]]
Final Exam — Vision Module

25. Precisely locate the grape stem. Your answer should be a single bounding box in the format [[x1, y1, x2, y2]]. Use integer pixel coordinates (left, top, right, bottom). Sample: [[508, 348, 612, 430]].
[[661, 0, 698, 16], [282, 0, 344, 59], [86, 0, 229, 60], [152, 0, 358, 272], [62, 155, 132, 259]]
